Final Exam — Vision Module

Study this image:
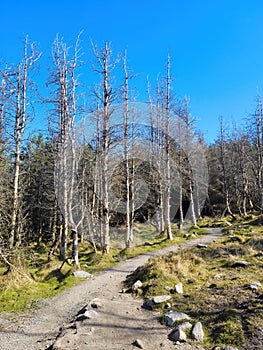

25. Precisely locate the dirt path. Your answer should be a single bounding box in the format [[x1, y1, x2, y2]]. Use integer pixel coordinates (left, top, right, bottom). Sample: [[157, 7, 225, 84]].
[[0, 229, 222, 350]]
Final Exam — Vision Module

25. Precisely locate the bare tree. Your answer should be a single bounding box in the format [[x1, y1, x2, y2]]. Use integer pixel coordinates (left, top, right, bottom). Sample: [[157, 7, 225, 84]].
[[91, 41, 119, 253], [0, 37, 41, 248], [48, 33, 82, 265]]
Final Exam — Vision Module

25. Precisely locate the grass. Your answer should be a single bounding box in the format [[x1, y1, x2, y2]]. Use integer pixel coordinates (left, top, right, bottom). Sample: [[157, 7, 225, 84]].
[[0, 222, 203, 313], [125, 216, 263, 349]]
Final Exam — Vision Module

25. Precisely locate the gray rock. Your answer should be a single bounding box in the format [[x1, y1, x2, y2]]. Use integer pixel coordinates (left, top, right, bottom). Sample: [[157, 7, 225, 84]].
[[226, 221, 233, 226], [132, 280, 143, 291], [165, 311, 191, 326], [184, 233, 191, 238], [90, 298, 103, 309], [192, 321, 204, 341], [232, 260, 252, 268], [168, 328, 187, 342], [175, 282, 184, 294], [76, 309, 98, 321], [176, 321, 192, 332], [250, 281, 262, 290], [197, 244, 208, 248], [73, 270, 93, 278], [132, 339, 144, 348], [152, 295, 171, 304], [165, 285, 172, 292], [224, 347, 240, 350], [142, 299, 154, 310]]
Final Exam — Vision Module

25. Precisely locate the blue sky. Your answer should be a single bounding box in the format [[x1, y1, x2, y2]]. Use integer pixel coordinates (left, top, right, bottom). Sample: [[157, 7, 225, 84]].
[[1, 0, 263, 143]]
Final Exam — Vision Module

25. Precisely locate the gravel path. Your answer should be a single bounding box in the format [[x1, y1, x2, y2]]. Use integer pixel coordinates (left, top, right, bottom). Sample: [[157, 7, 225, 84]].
[[0, 229, 222, 350]]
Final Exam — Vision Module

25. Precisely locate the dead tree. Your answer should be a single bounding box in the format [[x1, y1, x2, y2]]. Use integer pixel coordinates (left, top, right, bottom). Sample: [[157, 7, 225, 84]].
[[0, 37, 41, 248]]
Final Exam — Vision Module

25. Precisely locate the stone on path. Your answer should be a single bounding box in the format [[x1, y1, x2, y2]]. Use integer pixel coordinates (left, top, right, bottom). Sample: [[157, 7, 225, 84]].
[[132, 339, 144, 348], [73, 270, 93, 278], [76, 309, 98, 321], [168, 328, 187, 342]]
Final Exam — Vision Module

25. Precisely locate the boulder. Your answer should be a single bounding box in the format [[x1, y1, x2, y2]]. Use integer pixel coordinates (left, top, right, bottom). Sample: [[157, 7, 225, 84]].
[[192, 321, 204, 341], [152, 295, 171, 304], [168, 328, 187, 342], [176, 321, 192, 332], [165, 311, 191, 326]]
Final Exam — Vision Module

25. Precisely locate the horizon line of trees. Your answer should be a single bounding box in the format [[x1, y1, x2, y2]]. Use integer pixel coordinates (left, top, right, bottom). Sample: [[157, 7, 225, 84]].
[[0, 34, 262, 269]]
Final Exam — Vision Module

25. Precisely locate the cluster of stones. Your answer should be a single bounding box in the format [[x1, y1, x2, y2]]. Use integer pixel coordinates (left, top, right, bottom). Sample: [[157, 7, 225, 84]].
[[131, 279, 253, 350]]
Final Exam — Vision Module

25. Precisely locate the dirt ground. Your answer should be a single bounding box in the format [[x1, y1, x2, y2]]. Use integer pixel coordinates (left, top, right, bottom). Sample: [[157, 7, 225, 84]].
[[0, 229, 222, 350]]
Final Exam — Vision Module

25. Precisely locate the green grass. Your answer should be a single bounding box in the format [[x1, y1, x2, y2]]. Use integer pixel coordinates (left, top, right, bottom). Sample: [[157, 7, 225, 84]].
[[0, 223, 203, 313], [125, 218, 263, 349]]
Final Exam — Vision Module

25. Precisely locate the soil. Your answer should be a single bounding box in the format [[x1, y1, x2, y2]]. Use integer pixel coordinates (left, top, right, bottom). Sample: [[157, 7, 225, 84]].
[[0, 229, 223, 350]]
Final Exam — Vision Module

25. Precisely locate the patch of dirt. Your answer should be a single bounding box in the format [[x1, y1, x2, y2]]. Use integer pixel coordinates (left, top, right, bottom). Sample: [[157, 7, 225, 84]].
[[0, 229, 222, 350]]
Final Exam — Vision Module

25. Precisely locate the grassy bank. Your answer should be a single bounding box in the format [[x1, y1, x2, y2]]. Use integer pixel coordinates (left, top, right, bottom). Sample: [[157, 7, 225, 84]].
[[125, 217, 263, 349]]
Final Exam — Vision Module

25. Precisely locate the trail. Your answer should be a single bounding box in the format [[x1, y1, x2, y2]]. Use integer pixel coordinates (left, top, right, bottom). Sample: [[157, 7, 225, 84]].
[[0, 228, 222, 350]]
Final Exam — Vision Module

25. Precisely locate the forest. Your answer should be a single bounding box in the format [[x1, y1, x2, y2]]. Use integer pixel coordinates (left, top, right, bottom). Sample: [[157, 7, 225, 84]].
[[1, 34, 263, 270]]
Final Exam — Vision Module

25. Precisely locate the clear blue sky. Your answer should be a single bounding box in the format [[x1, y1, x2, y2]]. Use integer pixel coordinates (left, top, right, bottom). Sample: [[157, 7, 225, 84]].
[[1, 0, 263, 143]]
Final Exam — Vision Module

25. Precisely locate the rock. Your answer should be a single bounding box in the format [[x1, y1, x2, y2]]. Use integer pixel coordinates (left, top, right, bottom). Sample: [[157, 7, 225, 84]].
[[168, 328, 187, 342], [192, 321, 204, 341], [224, 347, 240, 350], [132, 339, 144, 348], [175, 282, 184, 294], [214, 273, 223, 279], [197, 244, 208, 248], [73, 270, 93, 278], [142, 299, 154, 310], [76, 309, 98, 321], [152, 295, 171, 304], [176, 321, 192, 332], [165, 311, 191, 326], [184, 233, 191, 238], [132, 280, 143, 291], [165, 286, 172, 292], [232, 260, 252, 268], [90, 298, 103, 309], [226, 221, 232, 226], [250, 281, 262, 290]]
